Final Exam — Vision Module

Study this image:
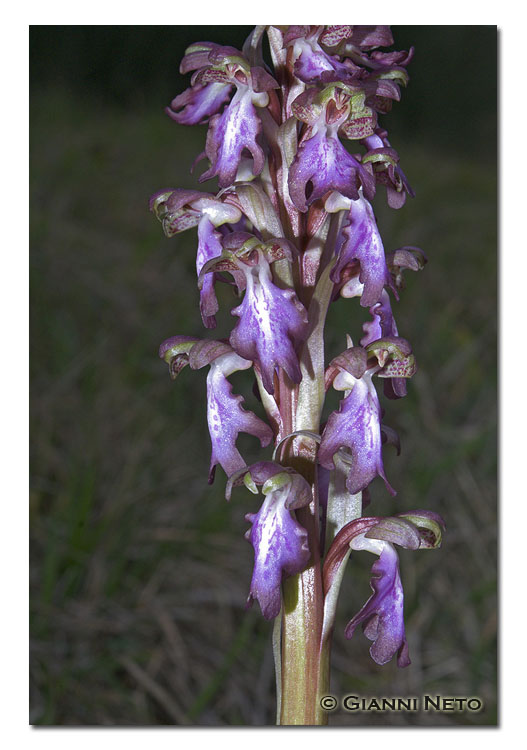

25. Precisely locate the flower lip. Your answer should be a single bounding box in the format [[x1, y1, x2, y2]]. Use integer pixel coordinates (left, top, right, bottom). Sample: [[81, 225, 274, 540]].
[[288, 127, 376, 213], [206, 350, 273, 482], [318, 367, 396, 496], [234, 460, 313, 619], [165, 81, 233, 126], [344, 541, 410, 667], [330, 194, 391, 308], [229, 252, 308, 394]]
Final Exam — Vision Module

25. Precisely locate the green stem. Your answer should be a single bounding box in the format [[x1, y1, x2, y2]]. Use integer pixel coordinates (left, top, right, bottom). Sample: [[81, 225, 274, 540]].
[[277, 264, 336, 725], [280, 529, 327, 725]]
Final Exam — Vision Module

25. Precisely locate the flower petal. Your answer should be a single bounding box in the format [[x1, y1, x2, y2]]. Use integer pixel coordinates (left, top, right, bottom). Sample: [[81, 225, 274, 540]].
[[166, 81, 232, 126], [196, 217, 222, 327], [206, 352, 272, 481], [200, 88, 265, 188], [245, 483, 311, 619], [318, 373, 395, 496], [229, 254, 308, 394], [345, 540, 410, 667], [331, 195, 391, 307], [289, 128, 375, 212]]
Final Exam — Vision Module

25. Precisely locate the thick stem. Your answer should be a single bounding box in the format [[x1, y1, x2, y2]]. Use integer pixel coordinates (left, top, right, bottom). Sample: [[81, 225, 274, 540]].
[[277, 265, 335, 725], [279, 440, 326, 725], [280, 520, 327, 725]]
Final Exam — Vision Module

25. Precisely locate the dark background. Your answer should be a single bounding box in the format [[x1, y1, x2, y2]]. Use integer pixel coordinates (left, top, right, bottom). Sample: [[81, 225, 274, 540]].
[[30, 26, 497, 725]]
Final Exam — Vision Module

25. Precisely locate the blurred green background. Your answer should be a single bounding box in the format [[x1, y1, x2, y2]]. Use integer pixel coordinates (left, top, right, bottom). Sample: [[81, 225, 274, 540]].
[[30, 26, 497, 726]]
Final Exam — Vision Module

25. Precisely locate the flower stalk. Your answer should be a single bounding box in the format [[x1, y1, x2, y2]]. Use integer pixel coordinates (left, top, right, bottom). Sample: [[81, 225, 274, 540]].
[[151, 25, 444, 727]]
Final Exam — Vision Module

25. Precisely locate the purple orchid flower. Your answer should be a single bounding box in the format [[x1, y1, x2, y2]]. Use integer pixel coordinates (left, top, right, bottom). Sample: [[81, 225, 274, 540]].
[[318, 368, 395, 497], [345, 537, 409, 666], [165, 42, 239, 125], [149, 189, 242, 327], [166, 41, 278, 188], [229, 461, 312, 619], [199, 238, 309, 395], [205, 349, 273, 482], [288, 124, 376, 213], [319, 337, 417, 495], [331, 193, 392, 308], [323, 512, 444, 667], [230, 251, 308, 394], [159, 337, 273, 483], [199, 74, 276, 188]]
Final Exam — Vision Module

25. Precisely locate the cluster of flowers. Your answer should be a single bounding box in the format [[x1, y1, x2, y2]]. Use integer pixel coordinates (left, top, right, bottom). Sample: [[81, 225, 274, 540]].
[[151, 25, 443, 668]]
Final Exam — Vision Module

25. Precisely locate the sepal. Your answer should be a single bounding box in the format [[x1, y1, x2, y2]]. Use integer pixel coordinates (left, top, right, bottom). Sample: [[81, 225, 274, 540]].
[[386, 246, 427, 290], [158, 335, 199, 379]]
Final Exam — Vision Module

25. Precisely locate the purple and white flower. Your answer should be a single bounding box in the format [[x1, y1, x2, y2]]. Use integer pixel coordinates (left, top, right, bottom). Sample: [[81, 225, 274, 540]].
[[323, 512, 444, 666], [318, 367, 395, 496], [199, 239, 309, 394], [150, 189, 242, 327], [229, 251, 308, 394], [331, 193, 392, 308], [159, 337, 273, 482], [230, 461, 312, 619], [345, 536, 409, 666]]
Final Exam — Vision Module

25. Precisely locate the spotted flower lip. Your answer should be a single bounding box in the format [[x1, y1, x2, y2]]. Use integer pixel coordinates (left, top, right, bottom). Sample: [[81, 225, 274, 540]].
[[229, 461, 312, 619], [331, 194, 392, 308]]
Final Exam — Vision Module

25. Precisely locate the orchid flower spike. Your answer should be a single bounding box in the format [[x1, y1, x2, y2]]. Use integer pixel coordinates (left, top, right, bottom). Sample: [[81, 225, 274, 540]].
[[150, 25, 445, 725]]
